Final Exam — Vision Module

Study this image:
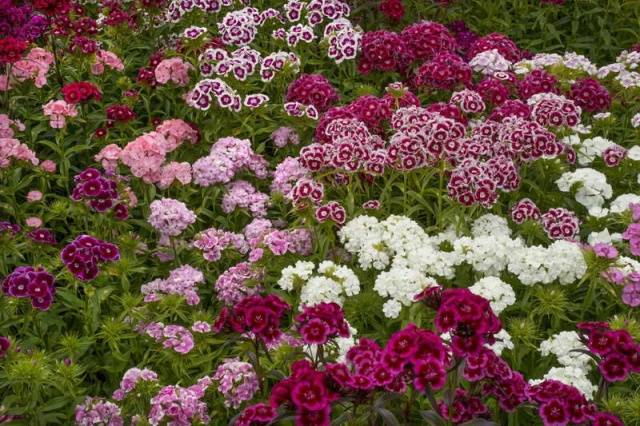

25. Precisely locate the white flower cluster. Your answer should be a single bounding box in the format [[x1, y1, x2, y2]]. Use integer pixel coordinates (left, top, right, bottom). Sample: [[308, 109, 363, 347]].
[[488, 329, 514, 356], [340, 214, 588, 294], [632, 113, 640, 129], [576, 136, 614, 165], [468, 277, 516, 314], [375, 267, 438, 318], [277, 260, 360, 307], [609, 193, 640, 214], [469, 49, 512, 75], [514, 52, 597, 75], [556, 168, 612, 217], [534, 331, 596, 398], [598, 50, 640, 89]]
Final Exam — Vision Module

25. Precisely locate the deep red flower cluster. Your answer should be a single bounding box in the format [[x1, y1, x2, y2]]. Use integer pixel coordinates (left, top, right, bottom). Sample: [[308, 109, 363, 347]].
[[2, 266, 56, 310], [285, 74, 339, 113], [71, 168, 129, 219], [516, 69, 560, 100], [511, 198, 541, 223], [434, 288, 502, 356], [290, 178, 324, 208], [527, 380, 604, 426], [569, 78, 611, 112], [61, 81, 102, 104], [271, 359, 338, 425], [414, 52, 472, 90], [467, 32, 521, 62], [579, 322, 640, 383], [32, 0, 70, 16], [295, 302, 350, 345], [437, 388, 489, 423], [235, 403, 277, 426], [213, 294, 290, 344], [378, 0, 404, 21], [61, 235, 120, 281], [314, 201, 347, 225], [448, 156, 518, 207], [488, 99, 531, 122], [476, 77, 510, 105], [70, 36, 99, 55], [106, 104, 136, 124], [541, 207, 580, 240], [27, 228, 57, 245], [358, 30, 413, 74], [400, 21, 456, 62], [0, 36, 27, 64]]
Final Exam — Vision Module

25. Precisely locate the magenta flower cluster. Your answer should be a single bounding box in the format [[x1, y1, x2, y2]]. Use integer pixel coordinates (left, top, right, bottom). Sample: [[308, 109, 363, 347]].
[[295, 302, 350, 345], [212, 358, 260, 408], [61, 235, 120, 281], [2, 266, 56, 310], [71, 168, 128, 219]]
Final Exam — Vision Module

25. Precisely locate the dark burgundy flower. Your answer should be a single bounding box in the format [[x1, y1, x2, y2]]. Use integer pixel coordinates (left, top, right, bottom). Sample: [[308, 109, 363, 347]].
[[0, 336, 10, 357]]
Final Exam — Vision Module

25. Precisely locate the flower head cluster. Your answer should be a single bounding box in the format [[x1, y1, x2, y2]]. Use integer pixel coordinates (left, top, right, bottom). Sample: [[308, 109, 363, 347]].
[[569, 78, 611, 112], [71, 168, 129, 219], [148, 377, 213, 425], [286, 73, 339, 113], [140, 322, 195, 354], [415, 52, 472, 90], [61, 81, 102, 104], [187, 78, 242, 111], [112, 368, 158, 401], [215, 262, 262, 304], [192, 227, 248, 262], [511, 198, 541, 223], [74, 397, 123, 426], [42, 100, 77, 129], [141, 265, 204, 305], [2, 266, 56, 310], [213, 358, 259, 408], [213, 294, 290, 344], [148, 198, 196, 242], [530, 93, 581, 128], [295, 302, 350, 345], [0, 137, 39, 168], [61, 235, 120, 281], [323, 18, 361, 64], [192, 136, 268, 187], [541, 207, 580, 240], [579, 322, 640, 383], [222, 180, 269, 218], [154, 57, 193, 86], [278, 261, 360, 307]]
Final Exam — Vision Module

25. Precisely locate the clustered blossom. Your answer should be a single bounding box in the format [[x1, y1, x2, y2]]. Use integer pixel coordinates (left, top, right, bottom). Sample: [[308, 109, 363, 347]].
[[315, 201, 347, 225], [286, 73, 339, 113], [511, 198, 541, 223], [222, 180, 269, 218], [278, 261, 360, 307], [2, 266, 56, 310], [541, 207, 581, 240], [579, 322, 640, 383], [0, 137, 39, 168], [154, 57, 193, 86], [192, 136, 268, 187], [112, 368, 159, 401], [192, 227, 248, 262], [323, 18, 361, 64], [139, 322, 195, 354], [71, 168, 129, 219], [61, 81, 102, 104], [61, 235, 120, 281], [569, 78, 611, 112], [141, 265, 204, 305], [213, 294, 290, 344], [213, 358, 259, 408], [148, 198, 196, 243], [215, 262, 262, 304], [148, 377, 213, 425], [295, 302, 350, 345], [42, 100, 77, 129], [74, 397, 123, 426], [415, 52, 472, 90]]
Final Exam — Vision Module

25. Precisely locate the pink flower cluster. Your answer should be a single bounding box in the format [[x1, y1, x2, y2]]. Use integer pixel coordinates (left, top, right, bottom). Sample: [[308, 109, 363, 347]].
[[602, 144, 627, 167], [214, 262, 263, 305], [42, 100, 78, 129], [2, 266, 56, 310], [0, 47, 54, 91], [148, 198, 196, 242], [70, 168, 129, 219], [140, 322, 195, 354], [91, 49, 124, 75], [192, 227, 249, 262], [148, 377, 213, 425], [192, 136, 268, 187], [271, 157, 310, 197], [0, 114, 24, 138], [74, 397, 123, 426], [295, 302, 350, 345], [141, 265, 204, 305], [222, 180, 269, 218], [0, 137, 39, 168], [212, 358, 260, 408], [290, 177, 325, 208], [450, 89, 486, 113], [271, 127, 299, 148], [467, 32, 521, 62], [530, 94, 581, 128], [112, 368, 158, 401], [154, 57, 193, 86], [213, 294, 290, 344], [103, 118, 199, 185], [61, 235, 120, 281]]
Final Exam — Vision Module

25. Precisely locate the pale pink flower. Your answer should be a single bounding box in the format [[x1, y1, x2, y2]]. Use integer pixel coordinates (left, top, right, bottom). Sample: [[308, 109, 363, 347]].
[[0, 138, 39, 168], [40, 160, 56, 173], [158, 161, 192, 189], [7, 48, 54, 89], [120, 132, 168, 182], [155, 119, 199, 151], [25, 217, 42, 228], [95, 144, 123, 173], [42, 100, 78, 129], [26, 190, 43, 203], [91, 50, 125, 75], [154, 58, 193, 86]]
